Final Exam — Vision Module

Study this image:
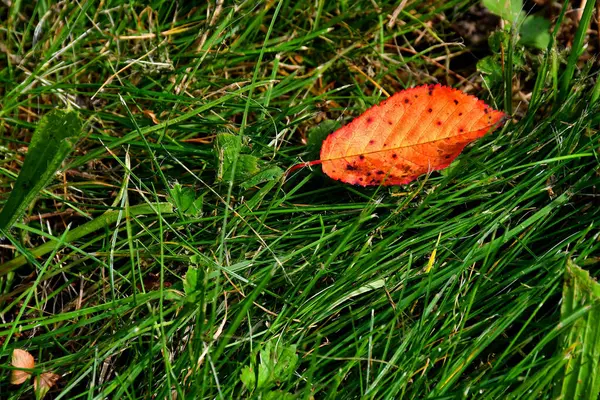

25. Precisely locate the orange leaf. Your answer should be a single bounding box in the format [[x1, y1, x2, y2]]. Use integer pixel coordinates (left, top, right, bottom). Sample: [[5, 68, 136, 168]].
[[34, 372, 60, 398], [318, 84, 506, 186], [11, 349, 35, 385]]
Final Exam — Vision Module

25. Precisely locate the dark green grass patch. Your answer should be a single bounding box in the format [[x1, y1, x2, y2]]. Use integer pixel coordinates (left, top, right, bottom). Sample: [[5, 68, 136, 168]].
[[0, 1, 598, 399]]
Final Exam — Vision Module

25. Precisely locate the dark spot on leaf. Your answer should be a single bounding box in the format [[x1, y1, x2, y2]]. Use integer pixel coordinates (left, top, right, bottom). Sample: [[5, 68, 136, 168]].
[[484, 108, 489, 114], [428, 108, 433, 113], [445, 155, 451, 159], [367, 117, 374, 123], [346, 164, 357, 171], [414, 95, 418, 98], [404, 98, 410, 104], [453, 99, 459, 105], [376, 170, 385, 175], [359, 154, 365, 160], [388, 120, 393, 125], [359, 177, 363, 181], [458, 112, 463, 116], [370, 178, 377, 184], [392, 153, 398, 159], [459, 128, 464, 133], [369, 140, 375, 144], [366, 172, 372, 176], [383, 144, 387, 147], [436, 121, 442, 126]]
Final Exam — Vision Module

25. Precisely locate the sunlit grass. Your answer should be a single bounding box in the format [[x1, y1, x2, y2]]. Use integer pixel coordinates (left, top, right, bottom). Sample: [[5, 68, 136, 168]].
[[0, 1, 598, 399]]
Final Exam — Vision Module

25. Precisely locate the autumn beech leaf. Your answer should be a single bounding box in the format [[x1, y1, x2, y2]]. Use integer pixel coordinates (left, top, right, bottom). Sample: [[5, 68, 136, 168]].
[[292, 84, 507, 186], [34, 372, 60, 399], [11, 349, 35, 385]]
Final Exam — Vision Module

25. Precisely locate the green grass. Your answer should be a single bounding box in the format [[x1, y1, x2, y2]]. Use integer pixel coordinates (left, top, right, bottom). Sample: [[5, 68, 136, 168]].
[[1, 1, 599, 399]]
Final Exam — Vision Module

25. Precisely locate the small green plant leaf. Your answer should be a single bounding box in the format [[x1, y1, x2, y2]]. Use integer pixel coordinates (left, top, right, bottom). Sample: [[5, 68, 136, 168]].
[[257, 341, 298, 390], [240, 341, 299, 393], [183, 265, 202, 303], [236, 154, 261, 179], [190, 197, 203, 216], [308, 119, 341, 148], [482, 0, 523, 24], [554, 259, 600, 399], [214, 133, 260, 182], [215, 133, 242, 182], [519, 15, 551, 49], [305, 119, 341, 159], [263, 390, 297, 400], [168, 183, 203, 217], [183, 255, 207, 304], [240, 167, 284, 190], [488, 30, 509, 53], [477, 56, 504, 89], [240, 366, 256, 390], [257, 354, 272, 390], [0, 109, 82, 232]]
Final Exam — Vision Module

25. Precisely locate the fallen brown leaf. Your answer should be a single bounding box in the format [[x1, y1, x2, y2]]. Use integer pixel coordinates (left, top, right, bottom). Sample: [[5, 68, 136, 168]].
[[11, 349, 34, 385], [34, 371, 60, 398]]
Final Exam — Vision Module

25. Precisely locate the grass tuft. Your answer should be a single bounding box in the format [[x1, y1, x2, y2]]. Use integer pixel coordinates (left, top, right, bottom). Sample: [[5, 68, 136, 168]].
[[0, 1, 599, 398]]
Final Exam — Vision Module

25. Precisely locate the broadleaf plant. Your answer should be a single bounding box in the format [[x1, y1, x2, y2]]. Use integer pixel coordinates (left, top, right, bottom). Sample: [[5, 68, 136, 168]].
[[0, 109, 82, 233]]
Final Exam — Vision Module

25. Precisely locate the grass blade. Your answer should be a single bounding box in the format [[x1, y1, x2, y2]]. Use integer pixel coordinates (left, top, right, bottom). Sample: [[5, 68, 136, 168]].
[[558, 0, 597, 102], [0, 202, 173, 277]]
